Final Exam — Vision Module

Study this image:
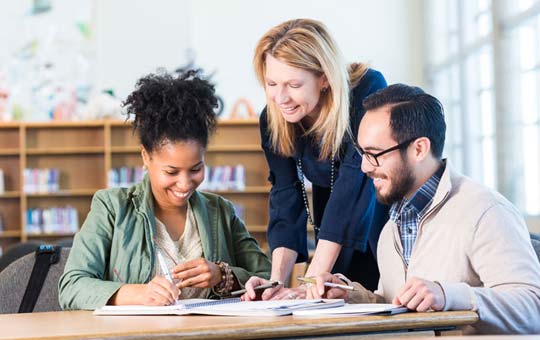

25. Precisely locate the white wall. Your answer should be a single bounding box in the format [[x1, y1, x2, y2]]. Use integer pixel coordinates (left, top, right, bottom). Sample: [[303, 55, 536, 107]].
[[95, 0, 423, 116], [95, 0, 191, 98], [1, 0, 423, 117]]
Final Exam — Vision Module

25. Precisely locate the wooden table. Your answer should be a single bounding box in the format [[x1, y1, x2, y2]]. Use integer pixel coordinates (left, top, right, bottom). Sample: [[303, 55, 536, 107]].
[[377, 336, 540, 340], [0, 310, 478, 340]]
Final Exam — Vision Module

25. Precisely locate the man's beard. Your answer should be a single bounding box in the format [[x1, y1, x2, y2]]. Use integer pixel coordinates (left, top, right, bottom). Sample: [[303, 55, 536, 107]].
[[374, 159, 416, 205]]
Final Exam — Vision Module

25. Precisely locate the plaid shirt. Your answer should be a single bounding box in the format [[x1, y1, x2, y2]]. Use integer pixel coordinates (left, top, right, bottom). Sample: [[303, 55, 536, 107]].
[[389, 164, 445, 266]]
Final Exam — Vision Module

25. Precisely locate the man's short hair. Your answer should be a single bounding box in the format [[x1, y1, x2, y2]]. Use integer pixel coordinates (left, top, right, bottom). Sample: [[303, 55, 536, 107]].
[[362, 84, 446, 159]]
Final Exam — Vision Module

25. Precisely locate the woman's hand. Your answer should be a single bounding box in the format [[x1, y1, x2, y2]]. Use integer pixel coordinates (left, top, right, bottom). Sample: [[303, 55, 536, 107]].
[[109, 276, 180, 306], [241, 276, 283, 301], [305, 272, 349, 300], [172, 258, 222, 289], [270, 287, 306, 300], [140, 276, 181, 305]]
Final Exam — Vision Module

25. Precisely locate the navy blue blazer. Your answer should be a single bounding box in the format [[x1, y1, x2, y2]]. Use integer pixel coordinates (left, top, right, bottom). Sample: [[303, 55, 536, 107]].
[[260, 68, 388, 263]]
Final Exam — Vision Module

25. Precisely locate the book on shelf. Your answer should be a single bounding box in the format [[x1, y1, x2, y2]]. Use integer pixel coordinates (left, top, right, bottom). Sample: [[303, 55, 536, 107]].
[[94, 298, 345, 317], [234, 164, 246, 191], [292, 303, 408, 316], [25, 206, 78, 234], [199, 165, 246, 191], [0, 169, 4, 194], [108, 166, 145, 188], [23, 168, 60, 193]]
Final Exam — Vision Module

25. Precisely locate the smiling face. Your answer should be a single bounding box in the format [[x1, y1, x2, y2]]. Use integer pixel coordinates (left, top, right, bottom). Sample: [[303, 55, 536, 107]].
[[142, 140, 205, 212], [264, 54, 328, 124], [357, 107, 416, 205]]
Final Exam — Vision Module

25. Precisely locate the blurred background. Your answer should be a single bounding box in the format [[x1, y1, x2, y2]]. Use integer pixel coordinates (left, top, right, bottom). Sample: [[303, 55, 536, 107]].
[[0, 0, 538, 233]]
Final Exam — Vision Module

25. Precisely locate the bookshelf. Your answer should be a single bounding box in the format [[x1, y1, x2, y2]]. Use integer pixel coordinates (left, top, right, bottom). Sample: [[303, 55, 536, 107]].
[[0, 120, 271, 252]]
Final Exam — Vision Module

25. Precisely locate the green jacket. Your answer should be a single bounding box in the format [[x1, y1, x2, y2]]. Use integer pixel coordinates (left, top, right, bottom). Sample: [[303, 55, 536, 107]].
[[58, 177, 271, 310]]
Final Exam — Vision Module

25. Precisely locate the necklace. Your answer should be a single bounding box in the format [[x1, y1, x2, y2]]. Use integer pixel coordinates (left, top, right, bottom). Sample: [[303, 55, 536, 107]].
[[297, 157, 335, 236]]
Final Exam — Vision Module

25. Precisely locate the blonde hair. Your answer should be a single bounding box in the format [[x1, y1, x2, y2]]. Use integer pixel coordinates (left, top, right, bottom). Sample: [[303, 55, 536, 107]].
[[254, 18, 367, 159]]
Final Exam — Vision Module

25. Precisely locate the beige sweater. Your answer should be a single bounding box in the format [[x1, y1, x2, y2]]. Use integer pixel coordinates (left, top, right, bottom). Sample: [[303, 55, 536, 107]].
[[349, 163, 540, 334]]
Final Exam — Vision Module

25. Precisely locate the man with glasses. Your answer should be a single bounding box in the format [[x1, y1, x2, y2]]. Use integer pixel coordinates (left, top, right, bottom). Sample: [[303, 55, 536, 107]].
[[308, 84, 540, 334]]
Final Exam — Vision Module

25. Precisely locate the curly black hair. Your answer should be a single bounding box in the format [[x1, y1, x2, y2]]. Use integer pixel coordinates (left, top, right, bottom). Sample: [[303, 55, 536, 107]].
[[123, 70, 218, 152]]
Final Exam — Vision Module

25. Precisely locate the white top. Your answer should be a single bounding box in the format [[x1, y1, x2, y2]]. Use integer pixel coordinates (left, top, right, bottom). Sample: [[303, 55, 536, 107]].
[[153, 202, 209, 299]]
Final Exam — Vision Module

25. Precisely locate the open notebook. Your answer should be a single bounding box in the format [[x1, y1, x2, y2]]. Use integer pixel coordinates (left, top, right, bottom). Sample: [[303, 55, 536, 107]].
[[94, 298, 345, 317], [292, 303, 408, 316]]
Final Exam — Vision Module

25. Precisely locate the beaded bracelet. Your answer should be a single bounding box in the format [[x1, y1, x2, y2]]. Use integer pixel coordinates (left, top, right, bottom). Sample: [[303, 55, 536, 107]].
[[213, 261, 234, 295]]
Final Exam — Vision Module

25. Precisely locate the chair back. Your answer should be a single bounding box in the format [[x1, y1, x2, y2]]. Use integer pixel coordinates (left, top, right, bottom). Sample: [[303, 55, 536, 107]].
[[0, 241, 42, 273], [0, 247, 70, 314], [531, 237, 540, 263]]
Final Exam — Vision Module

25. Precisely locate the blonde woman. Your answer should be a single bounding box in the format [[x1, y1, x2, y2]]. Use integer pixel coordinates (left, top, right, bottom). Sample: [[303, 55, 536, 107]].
[[243, 19, 388, 300]]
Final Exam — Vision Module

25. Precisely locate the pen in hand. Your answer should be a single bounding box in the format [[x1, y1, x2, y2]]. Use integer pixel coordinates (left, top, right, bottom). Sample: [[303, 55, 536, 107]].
[[156, 249, 174, 283], [297, 277, 355, 291], [230, 280, 282, 297]]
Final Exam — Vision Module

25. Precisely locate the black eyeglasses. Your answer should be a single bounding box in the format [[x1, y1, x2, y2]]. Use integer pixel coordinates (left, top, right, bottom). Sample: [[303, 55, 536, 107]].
[[356, 137, 418, 167]]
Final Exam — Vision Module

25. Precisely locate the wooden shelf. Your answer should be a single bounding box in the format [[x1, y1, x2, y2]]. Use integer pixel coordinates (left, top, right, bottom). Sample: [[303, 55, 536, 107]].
[[211, 186, 270, 194], [0, 120, 270, 251], [0, 191, 21, 198], [208, 145, 261, 152], [0, 149, 19, 156], [1, 120, 113, 128], [111, 145, 262, 153], [26, 147, 105, 155], [26, 232, 76, 238], [0, 230, 21, 238], [247, 225, 267, 233], [26, 189, 97, 198], [216, 119, 258, 126], [111, 146, 141, 153]]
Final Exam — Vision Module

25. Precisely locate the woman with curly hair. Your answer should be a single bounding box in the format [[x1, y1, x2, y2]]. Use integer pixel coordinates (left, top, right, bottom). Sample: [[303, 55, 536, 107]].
[[59, 70, 271, 310]]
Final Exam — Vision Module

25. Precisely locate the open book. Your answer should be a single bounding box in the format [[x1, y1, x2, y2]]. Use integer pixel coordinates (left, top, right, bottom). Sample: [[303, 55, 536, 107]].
[[94, 298, 345, 317], [292, 303, 408, 316]]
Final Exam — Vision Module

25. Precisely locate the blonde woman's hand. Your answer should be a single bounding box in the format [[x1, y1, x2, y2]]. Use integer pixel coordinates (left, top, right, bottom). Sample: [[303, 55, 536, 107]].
[[270, 287, 306, 300], [305, 273, 349, 300]]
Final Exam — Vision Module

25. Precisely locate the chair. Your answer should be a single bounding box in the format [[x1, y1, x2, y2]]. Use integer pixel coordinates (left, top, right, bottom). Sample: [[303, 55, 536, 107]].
[[54, 238, 73, 248], [531, 233, 540, 263], [0, 247, 70, 314], [0, 241, 43, 273]]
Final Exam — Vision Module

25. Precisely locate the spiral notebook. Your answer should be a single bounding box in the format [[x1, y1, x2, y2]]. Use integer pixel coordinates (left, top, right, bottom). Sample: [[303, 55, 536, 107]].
[[94, 298, 241, 316], [93, 298, 345, 316]]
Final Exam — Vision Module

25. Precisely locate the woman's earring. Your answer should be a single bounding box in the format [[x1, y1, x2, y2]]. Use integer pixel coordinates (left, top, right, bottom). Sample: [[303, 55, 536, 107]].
[[321, 87, 328, 93]]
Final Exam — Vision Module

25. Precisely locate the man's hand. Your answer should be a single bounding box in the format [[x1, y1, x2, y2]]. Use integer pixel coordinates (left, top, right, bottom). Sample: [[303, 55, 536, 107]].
[[393, 277, 445, 312]]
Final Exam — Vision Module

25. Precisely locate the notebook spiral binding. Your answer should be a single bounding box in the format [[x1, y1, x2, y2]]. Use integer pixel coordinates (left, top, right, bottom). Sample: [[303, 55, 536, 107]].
[[183, 297, 242, 309]]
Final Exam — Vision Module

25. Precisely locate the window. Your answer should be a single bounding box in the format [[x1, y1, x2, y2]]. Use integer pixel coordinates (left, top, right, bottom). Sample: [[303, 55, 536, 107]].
[[513, 14, 540, 215], [425, 0, 540, 227]]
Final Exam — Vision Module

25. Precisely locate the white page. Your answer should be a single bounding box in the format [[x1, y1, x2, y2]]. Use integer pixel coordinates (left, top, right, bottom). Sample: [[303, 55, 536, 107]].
[[94, 299, 344, 316], [94, 298, 238, 315], [190, 299, 345, 317], [292, 303, 407, 316]]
